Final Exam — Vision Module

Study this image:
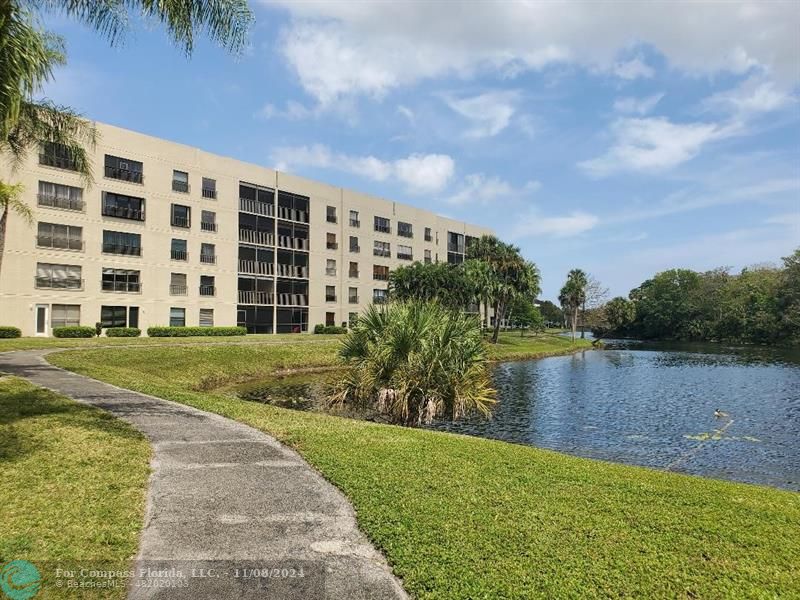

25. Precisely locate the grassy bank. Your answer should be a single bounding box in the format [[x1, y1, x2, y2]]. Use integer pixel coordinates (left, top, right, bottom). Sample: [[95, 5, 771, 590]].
[[0, 376, 150, 597], [49, 343, 800, 599], [486, 332, 592, 360]]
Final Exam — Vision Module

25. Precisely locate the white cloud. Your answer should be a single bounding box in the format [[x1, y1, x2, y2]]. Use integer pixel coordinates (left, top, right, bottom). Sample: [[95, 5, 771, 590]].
[[613, 93, 664, 115], [445, 173, 540, 205], [397, 105, 415, 125], [512, 210, 599, 238], [442, 90, 518, 138], [266, 1, 800, 103], [272, 144, 454, 193], [257, 100, 317, 120], [579, 117, 731, 176], [704, 76, 795, 116]]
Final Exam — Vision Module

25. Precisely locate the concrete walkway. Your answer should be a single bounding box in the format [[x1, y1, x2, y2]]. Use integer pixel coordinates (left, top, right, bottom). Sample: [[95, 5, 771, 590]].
[[0, 350, 407, 600]]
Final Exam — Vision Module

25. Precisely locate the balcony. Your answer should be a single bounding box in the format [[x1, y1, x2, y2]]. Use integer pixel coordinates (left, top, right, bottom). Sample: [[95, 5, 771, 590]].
[[326, 267, 337, 276], [239, 197, 274, 216], [397, 252, 413, 261], [277, 293, 308, 306], [170, 284, 188, 296], [350, 245, 360, 253], [375, 224, 391, 234], [398, 230, 413, 239], [239, 260, 274, 275], [326, 292, 337, 302], [277, 206, 309, 223], [326, 242, 338, 250], [373, 248, 390, 258], [102, 243, 142, 256], [373, 272, 389, 281], [102, 281, 141, 293], [202, 188, 217, 200], [105, 165, 143, 184], [36, 235, 84, 251], [199, 285, 216, 297], [39, 154, 77, 171], [373, 295, 387, 305], [37, 193, 84, 212], [349, 269, 359, 278], [350, 219, 360, 228], [327, 215, 337, 224], [200, 221, 218, 233], [278, 235, 309, 251], [102, 204, 144, 221], [277, 264, 308, 278], [171, 216, 190, 228], [34, 276, 83, 290], [238, 290, 274, 305], [348, 294, 359, 304], [171, 249, 188, 261], [200, 254, 217, 265], [425, 233, 433, 242], [239, 229, 274, 246], [172, 180, 189, 193]]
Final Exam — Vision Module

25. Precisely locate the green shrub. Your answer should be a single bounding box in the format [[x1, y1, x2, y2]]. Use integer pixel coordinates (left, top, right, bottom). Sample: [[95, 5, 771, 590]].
[[314, 324, 348, 334], [313, 324, 326, 334], [0, 326, 22, 338], [95, 322, 103, 337], [147, 326, 246, 337], [52, 326, 95, 338], [106, 327, 141, 338]]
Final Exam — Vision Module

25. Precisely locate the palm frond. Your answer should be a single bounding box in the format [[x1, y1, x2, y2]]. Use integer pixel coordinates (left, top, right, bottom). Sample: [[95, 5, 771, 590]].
[[0, 181, 32, 223]]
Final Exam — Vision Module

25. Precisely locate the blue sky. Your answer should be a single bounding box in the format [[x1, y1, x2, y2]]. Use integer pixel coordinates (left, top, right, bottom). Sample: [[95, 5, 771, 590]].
[[41, 1, 799, 300]]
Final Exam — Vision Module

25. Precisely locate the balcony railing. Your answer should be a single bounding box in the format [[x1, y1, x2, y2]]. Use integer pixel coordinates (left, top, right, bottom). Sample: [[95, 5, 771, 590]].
[[373, 295, 387, 305], [350, 219, 360, 228], [375, 224, 391, 234], [37, 193, 84, 212], [239, 229, 274, 246], [170, 284, 188, 296], [202, 188, 217, 199], [200, 221, 217, 233], [397, 252, 413, 261], [425, 233, 433, 242], [326, 242, 338, 250], [277, 293, 308, 306], [171, 216, 190, 228], [276, 264, 308, 278], [239, 198, 274, 216], [373, 248, 390, 258], [278, 235, 309, 251], [373, 272, 389, 281], [105, 165, 143, 184], [349, 270, 359, 278], [102, 281, 141, 293], [326, 293, 337, 302], [102, 243, 142, 256], [398, 229, 413, 238], [34, 276, 83, 290], [238, 290, 274, 305], [36, 235, 84, 251], [200, 254, 217, 265], [326, 268, 337, 276], [327, 214, 337, 223], [172, 180, 189, 193], [350, 245, 360, 253], [102, 204, 145, 221], [239, 260, 274, 275], [348, 295, 359, 304], [199, 285, 216, 297], [39, 154, 77, 171], [171, 249, 188, 261], [277, 206, 309, 223]]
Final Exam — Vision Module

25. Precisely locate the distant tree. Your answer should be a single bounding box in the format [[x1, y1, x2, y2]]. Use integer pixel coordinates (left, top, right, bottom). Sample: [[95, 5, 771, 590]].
[[597, 296, 636, 338], [559, 269, 588, 341], [509, 296, 544, 336], [464, 258, 495, 331], [538, 300, 563, 328], [581, 275, 608, 338], [388, 262, 473, 310]]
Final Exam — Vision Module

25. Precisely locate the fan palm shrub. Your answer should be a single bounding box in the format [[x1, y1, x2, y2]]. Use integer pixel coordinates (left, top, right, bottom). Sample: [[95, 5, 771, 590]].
[[333, 301, 496, 425]]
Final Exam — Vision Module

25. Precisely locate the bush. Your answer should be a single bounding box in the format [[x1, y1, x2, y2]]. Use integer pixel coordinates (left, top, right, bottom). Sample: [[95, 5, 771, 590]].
[[106, 327, 141, 338], [314, 324, 348, 334], [146, 326, 246, 337], [53, 326, 95, 338], [95, 322, 103, 337], [0, 326, 22, 338]]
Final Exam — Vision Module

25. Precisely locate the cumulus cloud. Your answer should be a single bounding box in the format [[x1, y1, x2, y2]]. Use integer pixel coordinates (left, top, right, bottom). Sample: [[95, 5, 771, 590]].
[[272, 144, 454, 193], [512, 210, 599, 238], [265, 1, 800, 103], [704, 76, 796, 116], [445, 174, 540, 205], [442, 90, 519, 138], [613, 93, 664, 115]]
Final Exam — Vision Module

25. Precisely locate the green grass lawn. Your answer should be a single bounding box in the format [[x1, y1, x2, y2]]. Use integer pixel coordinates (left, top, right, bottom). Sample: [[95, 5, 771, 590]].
[[486, 332, 592, 360], [49, 343, 800, 599], [0, 376, 150, 598]]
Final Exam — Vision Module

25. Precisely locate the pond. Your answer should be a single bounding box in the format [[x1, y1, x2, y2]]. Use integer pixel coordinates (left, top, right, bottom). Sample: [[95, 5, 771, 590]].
[[235, 341, 800, 491]]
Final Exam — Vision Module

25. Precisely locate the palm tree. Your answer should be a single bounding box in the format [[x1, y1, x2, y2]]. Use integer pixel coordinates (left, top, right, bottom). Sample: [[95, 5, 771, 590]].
[[464, 258, 494, 332], [559, 269, 588, 341]]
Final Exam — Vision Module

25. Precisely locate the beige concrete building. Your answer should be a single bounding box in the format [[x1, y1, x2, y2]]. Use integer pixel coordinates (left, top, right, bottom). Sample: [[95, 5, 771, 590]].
[[0, 122, 491, 336]]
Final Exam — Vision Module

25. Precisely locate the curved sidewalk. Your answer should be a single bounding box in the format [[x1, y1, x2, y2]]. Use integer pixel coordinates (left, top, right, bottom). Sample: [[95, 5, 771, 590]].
[[0, 350, 407, 600]]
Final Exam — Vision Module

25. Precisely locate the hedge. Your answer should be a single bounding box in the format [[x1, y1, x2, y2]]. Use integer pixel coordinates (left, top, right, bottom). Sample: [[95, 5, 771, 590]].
[[53, 326, 95, 338], [106, 327, 141, 337], [146, 326, 246, 337], [0, 326, 22, 338], [313, 324, 347, 334]]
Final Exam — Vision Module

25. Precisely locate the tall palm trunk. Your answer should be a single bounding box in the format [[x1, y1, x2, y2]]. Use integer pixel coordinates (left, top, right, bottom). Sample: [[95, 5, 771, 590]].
[[491, 301, 503, 343], [571, 305, 579, 341], [483, 295, 489, 334]]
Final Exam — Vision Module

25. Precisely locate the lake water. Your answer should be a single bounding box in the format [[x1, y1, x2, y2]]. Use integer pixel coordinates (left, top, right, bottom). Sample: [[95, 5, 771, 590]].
[[237, 341, 800, 491]]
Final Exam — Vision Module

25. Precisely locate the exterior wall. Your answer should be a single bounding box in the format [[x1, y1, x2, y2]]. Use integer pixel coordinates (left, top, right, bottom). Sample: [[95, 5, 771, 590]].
[[0, 122, 493, 336]]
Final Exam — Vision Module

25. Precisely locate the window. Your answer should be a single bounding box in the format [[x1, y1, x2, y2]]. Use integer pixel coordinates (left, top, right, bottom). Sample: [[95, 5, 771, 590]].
[[200, 243, 216, 264], [51, 304, 80, 328], [40, 142, 78, 170], [104, 154, 143, 183], [202, 177, 217, 199], [171, 239, 188, 261], [349, 261, 359, 278], [326, 312, 336, 326], [102, 268, 141, 293], [102, 192, 145, 221], [374, 216, 391, 233], [171, 204, 191, 228], [373, 265, 389, 281], [170, 307, 186, 327], [326, 206, 337, 223], [100, 306, 127, 328], [373, 289, 388, 304], [424, 227, 433, 242], [170, 273, 187, 295], [349, 236, 360, 253], [326, 233, 338, 250], [200, 275, 215, 297], [349, 210, 360, 227], [37, 222, 83, 251], [325, 285, 336, 302], [201, 210, 217, 232], [397, 244, 413, 260], [326, 259, 337, 276], [129, 307, 139, 329], [398, 222, 413, 238], [35, 263, 82, 290], [199, 308, 214, 327], [38, 181, 83, 211], [172, 170, 189, 193], [424, 249, 432, 264], [373, 240, 390, 257], [348, 287, 358, 304], [102, 230, 142, 256]]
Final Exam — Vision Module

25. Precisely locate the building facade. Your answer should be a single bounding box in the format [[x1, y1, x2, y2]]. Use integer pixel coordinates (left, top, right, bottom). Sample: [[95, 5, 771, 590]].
[[0, 122, 491, 336]]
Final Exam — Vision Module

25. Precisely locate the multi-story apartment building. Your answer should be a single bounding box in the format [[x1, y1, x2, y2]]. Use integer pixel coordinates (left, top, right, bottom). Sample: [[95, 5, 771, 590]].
[[0, 122, 491, 336]]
